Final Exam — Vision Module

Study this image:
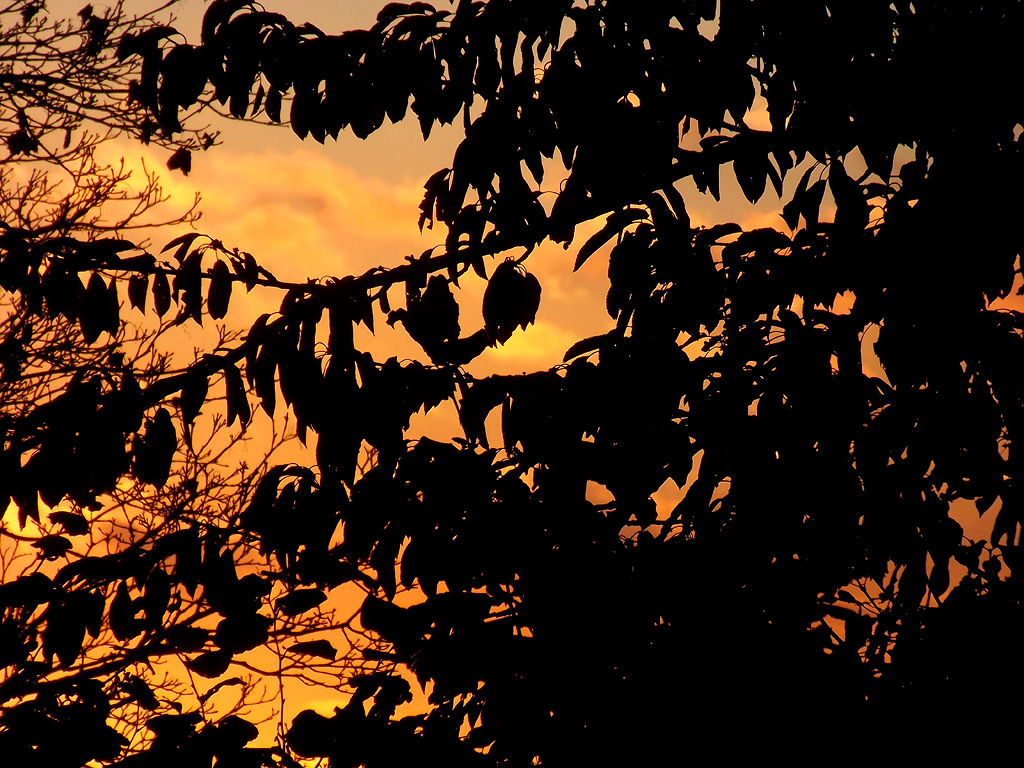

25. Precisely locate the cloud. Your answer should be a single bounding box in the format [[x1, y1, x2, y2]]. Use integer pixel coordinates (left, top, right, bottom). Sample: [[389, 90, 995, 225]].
[[147, 145, 430, 281], [481, 319, 582, 372]]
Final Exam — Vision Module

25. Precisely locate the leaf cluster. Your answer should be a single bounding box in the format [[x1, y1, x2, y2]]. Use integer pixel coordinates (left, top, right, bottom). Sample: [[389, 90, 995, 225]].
[[2, 1, 1023, 766]]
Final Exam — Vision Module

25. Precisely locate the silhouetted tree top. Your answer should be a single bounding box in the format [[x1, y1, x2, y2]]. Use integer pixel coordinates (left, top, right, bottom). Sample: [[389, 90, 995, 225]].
[[1, 1, 1022, 765], [0, 4, 370, 766], [0, 1, 217, 169]]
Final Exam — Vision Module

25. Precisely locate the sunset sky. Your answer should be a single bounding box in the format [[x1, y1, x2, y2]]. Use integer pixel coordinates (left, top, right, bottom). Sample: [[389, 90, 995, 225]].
[[95, 0, 855, 558], [14, 0, 1015, 741], [98, 0, 807, 373]]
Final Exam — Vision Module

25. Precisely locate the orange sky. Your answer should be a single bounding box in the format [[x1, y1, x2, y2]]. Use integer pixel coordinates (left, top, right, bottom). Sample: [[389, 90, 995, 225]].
[[28, 0, 1020, 737]]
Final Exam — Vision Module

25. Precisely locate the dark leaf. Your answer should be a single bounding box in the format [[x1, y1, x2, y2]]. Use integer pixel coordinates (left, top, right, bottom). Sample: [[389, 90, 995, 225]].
[[276, 588, 327, 617], [109, 581, 142, 642], [224, 363, 251, 427], [734, 149, 768, 204], [482, 260, 542, 344], [49, 511, 89, 536], [288, 639, 337, 661], [213, 614, 272, 654], [287, 710, 335, 759], [573, 208, 647, 272], [152, 271, 172, 317], [166, 147, 192, 175], [265, 87, 283, 123], [563, 333, 610, 362], [132, 407, 176, 487], [162, 625, 210, 652], [212, 715, 260, 750], [0, 572, 54, 609], [79, 272, 108, 344], [180, 372, 209, 426], [127, 273, 148, 313], [254, 337, 277, 418], [121, 676, 160, 710], [801, 179, 827, 227], [207, 259, 232, 320], [185, 649, 233, 679], [32, 535, 73, 560], [161, 232, 203, 256]]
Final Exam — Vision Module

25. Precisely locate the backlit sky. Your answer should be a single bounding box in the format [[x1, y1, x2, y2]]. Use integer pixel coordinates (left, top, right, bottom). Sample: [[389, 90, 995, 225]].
[[93, 0, 797, 369], [91, 0, 856, 544], [29, 0, 1019, 731]]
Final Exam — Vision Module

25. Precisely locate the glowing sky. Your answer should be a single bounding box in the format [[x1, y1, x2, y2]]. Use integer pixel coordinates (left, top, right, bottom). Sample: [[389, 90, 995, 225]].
[[25, 0, 1018, 734]]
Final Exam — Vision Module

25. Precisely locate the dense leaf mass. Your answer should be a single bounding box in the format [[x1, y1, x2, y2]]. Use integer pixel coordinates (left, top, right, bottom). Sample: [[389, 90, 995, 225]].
[[1, 0, 1022, 766]]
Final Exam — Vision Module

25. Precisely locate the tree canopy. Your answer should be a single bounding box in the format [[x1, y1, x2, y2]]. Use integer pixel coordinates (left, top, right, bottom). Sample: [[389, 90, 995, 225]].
[[1, 0, 1022, 765]]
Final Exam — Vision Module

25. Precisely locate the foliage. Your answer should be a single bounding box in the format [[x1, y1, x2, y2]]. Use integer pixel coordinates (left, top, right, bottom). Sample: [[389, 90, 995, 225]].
[[0, 3, 373, 766], [0, 0, 218, 166], [2, 0, 1023, 765]]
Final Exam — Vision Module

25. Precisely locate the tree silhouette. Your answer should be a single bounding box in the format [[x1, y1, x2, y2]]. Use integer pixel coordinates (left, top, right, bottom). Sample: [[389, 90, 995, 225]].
[[0, 4, 376, 766], [3, 0, 1023, 765]]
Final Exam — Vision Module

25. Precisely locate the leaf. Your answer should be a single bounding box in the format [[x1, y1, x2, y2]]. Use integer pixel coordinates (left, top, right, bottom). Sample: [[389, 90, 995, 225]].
[[207, 259, 232, 320], [360, 595, 411, 643], [49, 511, 89, 536], [573, 225, 619, 272], [177, 250, 204, 325], [254, 337, 277, 418], [0, 572, 53, 609], [13, 485, 40, 528], [734, 149, 768, 204], [132, 407, 176, 487], [152, 271, 171, 317], [662, 184, 691, 231], [437, 328, 490, 367], [482, 260, 542, 344], [802, 179, 827, 227], [142, 568, 171, 627], [265, 87, 283, 123], [377, 2, 435, 25], [563, 333, 610, 362], [782, 163, 817, 230], [722, 228, 792, 261], [128, 273, 149, 313], [109, 581, 142, 642], [179, 372, 208, 427], [32, 534, 73, 560], [573, 208, 647, 272], [43, 596, 86, 668], [223, 363, 251, 427], [766, 158, 784, 198], [162, 232, 203, 256], [79, 272, 108, 344], [251, 83, 266, 117], [120, 676, 161, 710], [694, 155, 721, 201], [213, 614, 272, 653], [781, 198, 802, 231], [288, 639, 337, 661], [276, 588, 328, 616], [696, 222, 743, 244], [145, 712, 203, 742], [244, 314, 270, 386], [162, 625, 210, 652], [104, 275, 120, 336], [418, 167, 451, 231], [287, 710, 335, 759], [519, 271, 541, 330], [211, 714, 259, 748], [166, 147, 192, 175], [242, 252, 259, 291], [185, 649, 233, 679], [829, 162, 869, 234]]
